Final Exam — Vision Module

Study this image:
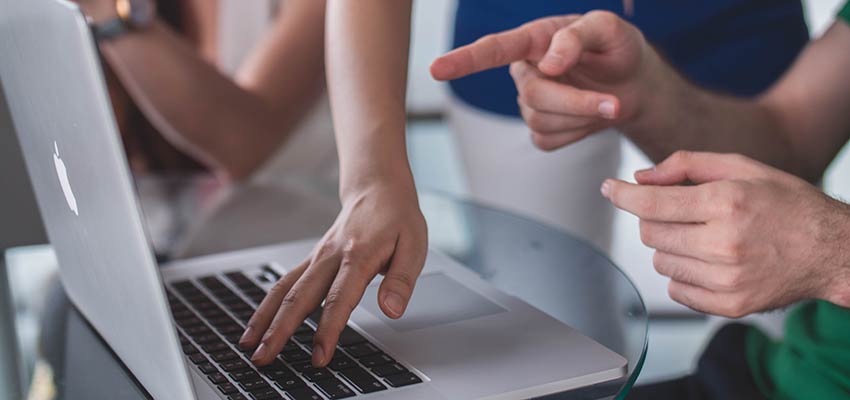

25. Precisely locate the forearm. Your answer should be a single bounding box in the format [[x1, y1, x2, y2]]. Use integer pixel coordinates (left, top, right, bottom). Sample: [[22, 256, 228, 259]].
[[622, 53, 798, 178], [325, 0, 415, 199], [100, 7, 324, 180]]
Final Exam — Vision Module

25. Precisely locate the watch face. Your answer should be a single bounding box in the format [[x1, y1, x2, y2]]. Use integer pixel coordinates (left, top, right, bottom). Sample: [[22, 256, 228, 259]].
[[125, 0, 156, 28]]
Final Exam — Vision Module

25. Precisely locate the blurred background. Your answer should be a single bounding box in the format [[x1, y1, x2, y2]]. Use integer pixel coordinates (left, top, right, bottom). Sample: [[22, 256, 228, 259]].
[[3, 0, 849, 396]]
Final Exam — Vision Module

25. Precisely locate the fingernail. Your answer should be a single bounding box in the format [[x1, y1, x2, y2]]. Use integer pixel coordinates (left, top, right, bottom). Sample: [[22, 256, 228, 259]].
[[598, 101, 616, 119], [312, 345, 326, 367], [384, 292, 405, 317], [600, 180, 612, 198], [251, 343, 268, 363], [239, 327, 254, 348]]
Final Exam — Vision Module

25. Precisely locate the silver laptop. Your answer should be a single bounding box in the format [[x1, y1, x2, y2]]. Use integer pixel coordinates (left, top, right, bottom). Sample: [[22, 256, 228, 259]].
[[0, 1, 627, 399]]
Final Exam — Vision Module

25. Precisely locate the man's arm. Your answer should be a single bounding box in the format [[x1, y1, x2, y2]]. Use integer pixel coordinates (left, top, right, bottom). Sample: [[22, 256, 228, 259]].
[[628, 21, 850, 182], [80, 0, 326, 179], [433, 13, 850, 183]]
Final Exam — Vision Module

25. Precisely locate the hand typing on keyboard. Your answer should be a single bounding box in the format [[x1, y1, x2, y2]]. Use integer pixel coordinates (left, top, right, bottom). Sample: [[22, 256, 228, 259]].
[[238, 186, 429, 368]]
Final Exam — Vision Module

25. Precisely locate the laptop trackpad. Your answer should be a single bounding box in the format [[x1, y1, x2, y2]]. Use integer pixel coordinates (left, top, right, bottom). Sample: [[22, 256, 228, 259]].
[[362, 273, 506, 332]]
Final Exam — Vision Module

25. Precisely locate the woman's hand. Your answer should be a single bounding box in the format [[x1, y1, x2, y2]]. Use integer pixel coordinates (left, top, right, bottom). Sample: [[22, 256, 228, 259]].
[[603, 151, 850, 317], [239, 179, 428, 367]]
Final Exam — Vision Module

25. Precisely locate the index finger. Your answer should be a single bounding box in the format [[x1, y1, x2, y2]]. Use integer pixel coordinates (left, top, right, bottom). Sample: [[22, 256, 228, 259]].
[[601, 179, 712, 223], [430, 15, 577, 81]]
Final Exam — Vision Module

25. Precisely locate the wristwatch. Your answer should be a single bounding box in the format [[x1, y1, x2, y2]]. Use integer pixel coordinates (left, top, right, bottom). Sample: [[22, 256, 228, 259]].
[[90, 0, 156, 41]]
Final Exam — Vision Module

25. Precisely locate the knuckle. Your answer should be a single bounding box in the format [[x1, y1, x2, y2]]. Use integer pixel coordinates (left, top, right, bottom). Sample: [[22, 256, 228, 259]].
[[314, 240, 336, 261], [530, 132, 554, 151], [718, 236, 746, 264], [281, 287, 301, 307], [323, 291, 355, 316], [722, 296, 750, 318], [669, 150, 692, 167], [384, 271, 416, 292], [716, 270, 745, 292]]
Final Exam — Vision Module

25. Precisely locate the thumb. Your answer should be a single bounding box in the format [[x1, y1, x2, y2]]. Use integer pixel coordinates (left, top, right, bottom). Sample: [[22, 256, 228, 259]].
[[538, 11, 633, 77]]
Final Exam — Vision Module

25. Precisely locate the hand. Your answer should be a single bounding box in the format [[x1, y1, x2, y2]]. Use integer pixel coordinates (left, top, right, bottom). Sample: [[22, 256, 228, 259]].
[[239, 181, 428, 367], [601, 151, 850, 317], [431, 11, 660, 151]]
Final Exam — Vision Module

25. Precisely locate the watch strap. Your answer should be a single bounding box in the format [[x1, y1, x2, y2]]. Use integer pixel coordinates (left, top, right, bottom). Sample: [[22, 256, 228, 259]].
[[91, 17, 130, 42]]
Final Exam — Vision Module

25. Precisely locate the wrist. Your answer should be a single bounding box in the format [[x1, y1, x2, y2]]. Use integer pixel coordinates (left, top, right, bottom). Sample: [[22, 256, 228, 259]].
[[339, 164, 417, 205], [818, 201, 850, 308], [621, 44, 687, 140]]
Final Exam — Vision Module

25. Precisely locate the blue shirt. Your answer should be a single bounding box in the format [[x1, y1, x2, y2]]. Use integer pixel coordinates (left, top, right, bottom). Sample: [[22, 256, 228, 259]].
[[450, 0, 809, 117]]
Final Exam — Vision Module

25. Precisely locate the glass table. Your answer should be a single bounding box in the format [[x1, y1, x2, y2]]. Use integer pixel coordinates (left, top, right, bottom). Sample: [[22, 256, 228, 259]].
[[4, 175, 647, 400]]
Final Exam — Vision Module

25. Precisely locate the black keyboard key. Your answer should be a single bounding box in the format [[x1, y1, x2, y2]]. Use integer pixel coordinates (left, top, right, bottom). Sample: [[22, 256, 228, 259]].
[[289, 362, 312, 373], [194, 333, 221, 344], [229, 370, 261, 383], [208, 372, 229, 385], [226, 334, 243, 344], [293, 331, 314, 345], [209, 316, 238, 327], [359, 353, 393, 369], [228, 395, 249, 400], [218, 383, 239, 395], [338, 367, 387, 394], [273, 376, 306, 390], [211, 351, 240, 363], [202, 341, 230, 353], [327, 355, 356, 371], [294, 324, 313, 334], [307, 308, 323, 324], [220, 359, 251, 373], [370, 363, 408, 377], [239, 379, 272, 393], [179, 334, 190, 346], [176, 317, 204, 328], [188, 354, 208, 365], [281, 349, 310, 363], [185, 325, 213, 337], [283, 341, 301, 352], [172, 309, 194, 320], [198, 363, 217, 374], [301, 367, 333, 382], [337, 327, 366, 347], [343, 343, 380, 358], [182, 344, 200, 355], [284, 387, 322, 400], [314, 377, 355, 399], [219, 325, 245, 335], [383, 372, 422, 388], [249, 388, 282, 400]]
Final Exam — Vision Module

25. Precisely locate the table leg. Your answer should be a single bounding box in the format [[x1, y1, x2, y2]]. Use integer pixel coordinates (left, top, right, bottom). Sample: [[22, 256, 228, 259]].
[[0, 259, 24, 400]]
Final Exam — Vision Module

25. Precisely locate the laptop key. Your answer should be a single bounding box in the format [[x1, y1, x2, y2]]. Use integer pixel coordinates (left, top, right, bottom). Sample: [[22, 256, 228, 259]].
[[343, 343, 380, 358], [202, 341, 230, 353], [217, 383, 239, 395], [198, 363, 217, 374], [238, 379, 272, 393], [182, 343, 200, 355], [248, 387, 282, 400], [193, 333, 220, 344], [226, 334, 243, 344], [383, 372, 422, 388], [208, 372, 228, 385], [337, 327, 366, 347], [188, 354, 208, 364], [281, 349, 310, 363], [229, 370, 261, 383], [338, 367, 387, 394], [219, 325, 245, 335], [370, 363, 408, 377], [359, 353, 393, 369], [228, 395, 249, 400], [273, 376, 306, 390], [327, 355, 356, 371], [300, 367, 333, 382], [211, 351, 240, 363], [289, 362, 312, 373], [293, 332, 314, 345], [220, 359, 251, 373], [284, 387, 322, 400], [314, 377, 355, 399]]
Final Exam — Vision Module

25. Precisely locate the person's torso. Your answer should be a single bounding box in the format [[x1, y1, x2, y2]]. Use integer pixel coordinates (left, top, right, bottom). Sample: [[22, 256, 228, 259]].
[[450, 0, 809, 116]]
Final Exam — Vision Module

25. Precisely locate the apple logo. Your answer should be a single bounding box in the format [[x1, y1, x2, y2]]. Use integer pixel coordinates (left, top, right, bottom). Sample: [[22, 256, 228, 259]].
[[53, 141, 79, 216]]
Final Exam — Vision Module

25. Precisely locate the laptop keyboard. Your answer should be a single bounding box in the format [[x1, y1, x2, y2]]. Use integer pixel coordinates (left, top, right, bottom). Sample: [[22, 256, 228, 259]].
[[167, 270, 422, 400]]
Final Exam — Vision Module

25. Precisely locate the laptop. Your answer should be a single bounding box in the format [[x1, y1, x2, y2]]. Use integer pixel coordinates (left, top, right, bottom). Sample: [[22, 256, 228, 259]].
[[0, 1, 628, 399]]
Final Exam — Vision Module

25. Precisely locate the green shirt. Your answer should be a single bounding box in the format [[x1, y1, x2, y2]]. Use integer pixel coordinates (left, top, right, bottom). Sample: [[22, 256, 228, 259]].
[[745, 6, 850, 399]]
